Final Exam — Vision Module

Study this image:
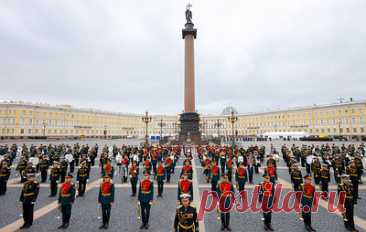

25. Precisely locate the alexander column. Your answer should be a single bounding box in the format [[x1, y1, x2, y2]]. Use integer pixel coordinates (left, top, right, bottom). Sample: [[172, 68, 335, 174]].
[[179, 4, 202, 144]]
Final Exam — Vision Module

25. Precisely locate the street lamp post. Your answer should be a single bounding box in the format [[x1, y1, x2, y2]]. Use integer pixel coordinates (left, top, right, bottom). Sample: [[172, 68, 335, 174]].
[[228, 110, 238, 145], [158, 118, 166, 143], [214, 119, 222, 138], [142, 111, 152, 146], [42, 120, 47, 137], [199, 120, 206, 138]]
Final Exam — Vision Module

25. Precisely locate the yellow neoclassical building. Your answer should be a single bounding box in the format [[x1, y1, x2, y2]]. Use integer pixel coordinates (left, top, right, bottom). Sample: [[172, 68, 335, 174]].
[[0, 100, 365, 140]]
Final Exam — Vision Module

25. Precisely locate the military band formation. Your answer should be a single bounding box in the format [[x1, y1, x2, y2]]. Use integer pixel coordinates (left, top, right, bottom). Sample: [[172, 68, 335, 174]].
[[0, 142, 365, 232]]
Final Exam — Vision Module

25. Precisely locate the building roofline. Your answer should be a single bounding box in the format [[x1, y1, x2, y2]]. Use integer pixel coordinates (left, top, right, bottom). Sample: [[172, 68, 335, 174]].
[[1, 99, 365, 118]]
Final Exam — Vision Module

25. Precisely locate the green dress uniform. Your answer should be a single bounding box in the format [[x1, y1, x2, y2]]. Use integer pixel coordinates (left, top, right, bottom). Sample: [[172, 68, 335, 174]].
[[129, 164, 139, 196], [156, 164, 165, 197], [98, 181, 115, 228], [38, 158, 49, 183], [320, 167, 330, 198], [235, 166, 247, 192], [346, 164, 359, 204], [300, 182, 316, 232], [0, 164, 11, 195], [290, 167, 303, 191], [174, 205, 199, 232], [210, 165, 220, 192], [19, 180, 40, 228], [49, 165, 60, 197], [58, 182, 76, 228], [138, 178, 154, 228], [258, 181, 275, 231], [77, 165, 89, 197], [177, 179, 193, 202], [217, 179, 234, 231], [338, 181, 358, 231]]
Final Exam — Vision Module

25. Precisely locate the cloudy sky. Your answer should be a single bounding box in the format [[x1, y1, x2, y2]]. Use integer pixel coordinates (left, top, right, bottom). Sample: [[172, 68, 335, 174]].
[[0, 0, 365, 115]]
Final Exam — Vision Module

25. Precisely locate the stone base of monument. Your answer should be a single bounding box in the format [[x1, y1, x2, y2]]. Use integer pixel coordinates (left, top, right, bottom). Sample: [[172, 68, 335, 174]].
[[178, 112, 206, 145]]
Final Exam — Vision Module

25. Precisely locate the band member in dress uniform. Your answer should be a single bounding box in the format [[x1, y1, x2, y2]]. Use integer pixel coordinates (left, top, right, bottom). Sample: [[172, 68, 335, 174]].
[[129, 160, 139, 197], [138, 171, 154, 229], [23, 162, 36, 182], [347, 161, 360, 204], [19, 173, 40, 229], [59, 158, 68, 183], [181, 159, 193, 180], [226, 158, 234, 182], [320, 164, 330, 200], [300, 175, 316, 232], [173, 193, 199, 232], [338, 174, 359, 232], [178, 173, 193, 203], [203, 156, 211, 183], [156, 160, 165, 197], [235, 163, 247, 192], [219, 150, 227, 174], [121, 154, 129, 183], [77, 161, 89, 197], [354, 155, 364, 184], [264, 162, 277, 184], [217, 174, 234, 231], [16, 157, 28, 183], [102, 159, 114, 179], [144, 158, 152, 175], [49, 162, 60, 197], [211, 161, 220, 192], [258, 174, 275, 231], [311, 158, 321, 185], [290, 163, 303, 192], [98, 175, 115, 229], [39, 155, 50, 183], [58, 174, 76, 229], [165, 155, 173, 183], [0, 161, 11, 195]]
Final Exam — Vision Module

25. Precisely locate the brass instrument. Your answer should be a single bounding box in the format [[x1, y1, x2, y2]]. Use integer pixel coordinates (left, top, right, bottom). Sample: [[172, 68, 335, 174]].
[[137, 201, 141, 220]]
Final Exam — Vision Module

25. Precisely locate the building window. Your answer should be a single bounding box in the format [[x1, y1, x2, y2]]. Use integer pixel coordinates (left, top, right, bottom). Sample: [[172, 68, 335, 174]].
[[20, 129, 24, 134], [353, 128, 357, 133], [361, 128, 364, 133], [346, 128, 350, 133]]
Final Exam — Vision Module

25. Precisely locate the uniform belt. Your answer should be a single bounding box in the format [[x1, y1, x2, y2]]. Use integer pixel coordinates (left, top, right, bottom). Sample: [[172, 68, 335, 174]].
[[346, 196, 353, 199], [292, 177, 301, 180], [61, 193, 71, 197], [141, 191, 151, 194], [102, 193, 111, 196], [238, 176, 245, 178], [24, 192, 35, 197], [178, 223, 194, 230], [0, 174, 8, 177], [303, 195, 313, 199]]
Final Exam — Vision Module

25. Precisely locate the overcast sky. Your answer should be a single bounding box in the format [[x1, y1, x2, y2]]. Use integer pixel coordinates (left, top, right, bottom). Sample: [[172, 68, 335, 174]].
[[0, 0, 365, 115]]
